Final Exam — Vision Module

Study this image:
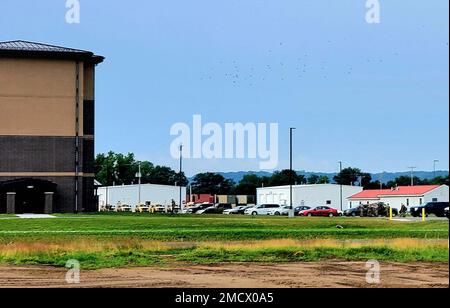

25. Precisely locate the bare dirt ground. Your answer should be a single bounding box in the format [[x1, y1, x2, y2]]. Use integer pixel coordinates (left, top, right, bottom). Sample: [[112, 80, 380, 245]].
[[0, 262, 448, 288]]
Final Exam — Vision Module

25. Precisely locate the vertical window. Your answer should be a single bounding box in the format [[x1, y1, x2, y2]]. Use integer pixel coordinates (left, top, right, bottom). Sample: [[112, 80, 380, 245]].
[[407, 199, 410, 206], [420, 198, 423, 205]]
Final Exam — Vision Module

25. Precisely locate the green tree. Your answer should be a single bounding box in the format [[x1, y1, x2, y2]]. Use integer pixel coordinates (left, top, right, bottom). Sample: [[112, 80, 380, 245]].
[[95, 152, 187, 187], [364, 180, 387, 190], [317, 175, 330, 184], [269, 170, 306, 186], [334, 167, 371, 187], [386, 176, 422, 188], [429, 176, 449, 186], [115, 152, 138, 185], [191, 173, 235, 195], [234, 174, 264, 195], [95, 151, 121, 186], [306, 174, 330, 184], [307, 174, 320, 184]]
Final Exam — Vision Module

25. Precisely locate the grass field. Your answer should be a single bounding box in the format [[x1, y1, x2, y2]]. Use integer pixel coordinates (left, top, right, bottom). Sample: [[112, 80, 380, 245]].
[[0, 214, 448, 269]]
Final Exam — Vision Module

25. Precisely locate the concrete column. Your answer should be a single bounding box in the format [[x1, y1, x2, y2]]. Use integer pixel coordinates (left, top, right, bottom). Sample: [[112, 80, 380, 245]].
[[6, 192, 16, 214], [44, 192, 54, 214]]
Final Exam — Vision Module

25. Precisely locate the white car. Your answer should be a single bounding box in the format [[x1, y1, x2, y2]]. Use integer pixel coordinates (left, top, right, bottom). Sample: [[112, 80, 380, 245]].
[[245, 204, 282, 216], [267, 206, 291, 216]]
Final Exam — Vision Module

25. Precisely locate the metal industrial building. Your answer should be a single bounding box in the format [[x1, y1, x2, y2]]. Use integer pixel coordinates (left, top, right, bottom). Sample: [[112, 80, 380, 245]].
[[257, 184, 363, 211], [0, 40, 104, 214], [97, 184, 187, 212]]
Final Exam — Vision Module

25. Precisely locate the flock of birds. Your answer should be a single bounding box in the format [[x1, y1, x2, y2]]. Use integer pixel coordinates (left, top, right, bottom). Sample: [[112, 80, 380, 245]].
[[199, 41, 396, 87]]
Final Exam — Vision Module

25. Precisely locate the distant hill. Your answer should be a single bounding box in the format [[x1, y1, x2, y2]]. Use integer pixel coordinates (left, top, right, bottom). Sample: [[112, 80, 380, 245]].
[[215, 170, 449, 184]]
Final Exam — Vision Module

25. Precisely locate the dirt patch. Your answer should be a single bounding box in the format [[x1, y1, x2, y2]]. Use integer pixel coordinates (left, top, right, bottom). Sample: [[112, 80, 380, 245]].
[[0, 262, 447, 288]]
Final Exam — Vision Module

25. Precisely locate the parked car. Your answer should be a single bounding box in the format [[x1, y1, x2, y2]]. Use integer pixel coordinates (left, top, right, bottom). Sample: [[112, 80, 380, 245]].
[[267, 205, 291, 216], [295, 206, 311, 215], [244, 204, 281, 216], [344, 207, 362, 217], [117, 203, 132, 212], [267, 205, 309, 216], [223, 205, 253, 215], [100, 204, 116, 212], [445, 207, 449, 219], [197, 206, 223, 215], [183, 203, 213, 214], [344, 204, 398, 217], [410, 202, 449, 218], [299, 206, 339, 217], [135, 204, 150, 213], [150, 204, 166, 213], [216, 203, 233, 211]]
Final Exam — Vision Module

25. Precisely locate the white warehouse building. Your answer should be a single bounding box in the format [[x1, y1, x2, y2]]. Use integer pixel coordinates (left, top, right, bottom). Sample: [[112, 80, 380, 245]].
[[347, 185, 449, 209], [257, 184, 363, 211], [97, 184, 187, 212]]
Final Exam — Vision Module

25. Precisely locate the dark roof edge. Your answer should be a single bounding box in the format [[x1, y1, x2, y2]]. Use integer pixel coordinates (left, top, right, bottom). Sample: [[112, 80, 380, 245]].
[[0, 50, 104, 65]]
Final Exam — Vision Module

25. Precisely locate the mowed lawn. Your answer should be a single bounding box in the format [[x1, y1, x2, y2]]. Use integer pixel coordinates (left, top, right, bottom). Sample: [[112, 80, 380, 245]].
[[0, 214, 448, 268], [0, 213, 448, 240]]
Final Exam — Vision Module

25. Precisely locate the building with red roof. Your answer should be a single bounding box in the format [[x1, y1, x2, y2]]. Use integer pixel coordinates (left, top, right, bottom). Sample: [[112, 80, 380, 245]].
[[348, 185, 449, 209]]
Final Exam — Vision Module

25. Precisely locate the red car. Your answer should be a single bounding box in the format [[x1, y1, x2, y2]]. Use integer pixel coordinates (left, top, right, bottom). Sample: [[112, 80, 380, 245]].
[[300, 206, 339, 217]]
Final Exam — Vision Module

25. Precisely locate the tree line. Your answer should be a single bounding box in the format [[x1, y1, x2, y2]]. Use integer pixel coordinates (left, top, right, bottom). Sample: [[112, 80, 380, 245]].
[[95, 152, 449, 195], [95, 152, 188, 187]]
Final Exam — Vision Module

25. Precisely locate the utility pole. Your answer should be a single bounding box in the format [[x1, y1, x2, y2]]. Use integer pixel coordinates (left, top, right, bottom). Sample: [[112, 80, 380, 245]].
[[433, 160, 439, 178], [179, 144, 183, 212], [289, 128, 296, 218], [408, 167, 417, 186], [137, 162, 142, 205], [105, 164, 109, 207], [338, 161, 343, 211]]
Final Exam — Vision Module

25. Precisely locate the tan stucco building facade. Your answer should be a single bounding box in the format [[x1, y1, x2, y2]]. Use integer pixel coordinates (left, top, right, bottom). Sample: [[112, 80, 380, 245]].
[[0, 40, 104, 213]]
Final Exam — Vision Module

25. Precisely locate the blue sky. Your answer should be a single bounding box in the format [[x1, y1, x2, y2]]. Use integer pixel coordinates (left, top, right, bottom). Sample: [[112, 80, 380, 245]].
[[1, 0, 448, 176]]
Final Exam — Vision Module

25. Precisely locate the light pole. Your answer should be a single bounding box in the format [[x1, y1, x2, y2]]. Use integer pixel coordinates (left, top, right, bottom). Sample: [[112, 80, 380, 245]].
[[179, 144, 183, 212], [105, 164, 109, 207], [408, 167, 417, 186], [289, 128, 296, 218], [136, 162, 142, 205], [338, 161, 343, 211], [433, 160, 439, 178]]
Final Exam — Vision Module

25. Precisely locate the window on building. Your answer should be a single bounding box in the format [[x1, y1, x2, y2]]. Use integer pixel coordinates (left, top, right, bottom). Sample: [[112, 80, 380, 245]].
[[407, 199, 410, 206], [432, 198, 438, 202], [326, 200, 332, 205], [420, 198, 423, 205]]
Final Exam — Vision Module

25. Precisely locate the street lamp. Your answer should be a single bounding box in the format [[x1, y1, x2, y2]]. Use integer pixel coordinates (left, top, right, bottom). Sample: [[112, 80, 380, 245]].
[[338, 161, 343, 212], [289, 128, 296, 218], [179, 144, 184, 212], [135, 161, 142, 205]]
